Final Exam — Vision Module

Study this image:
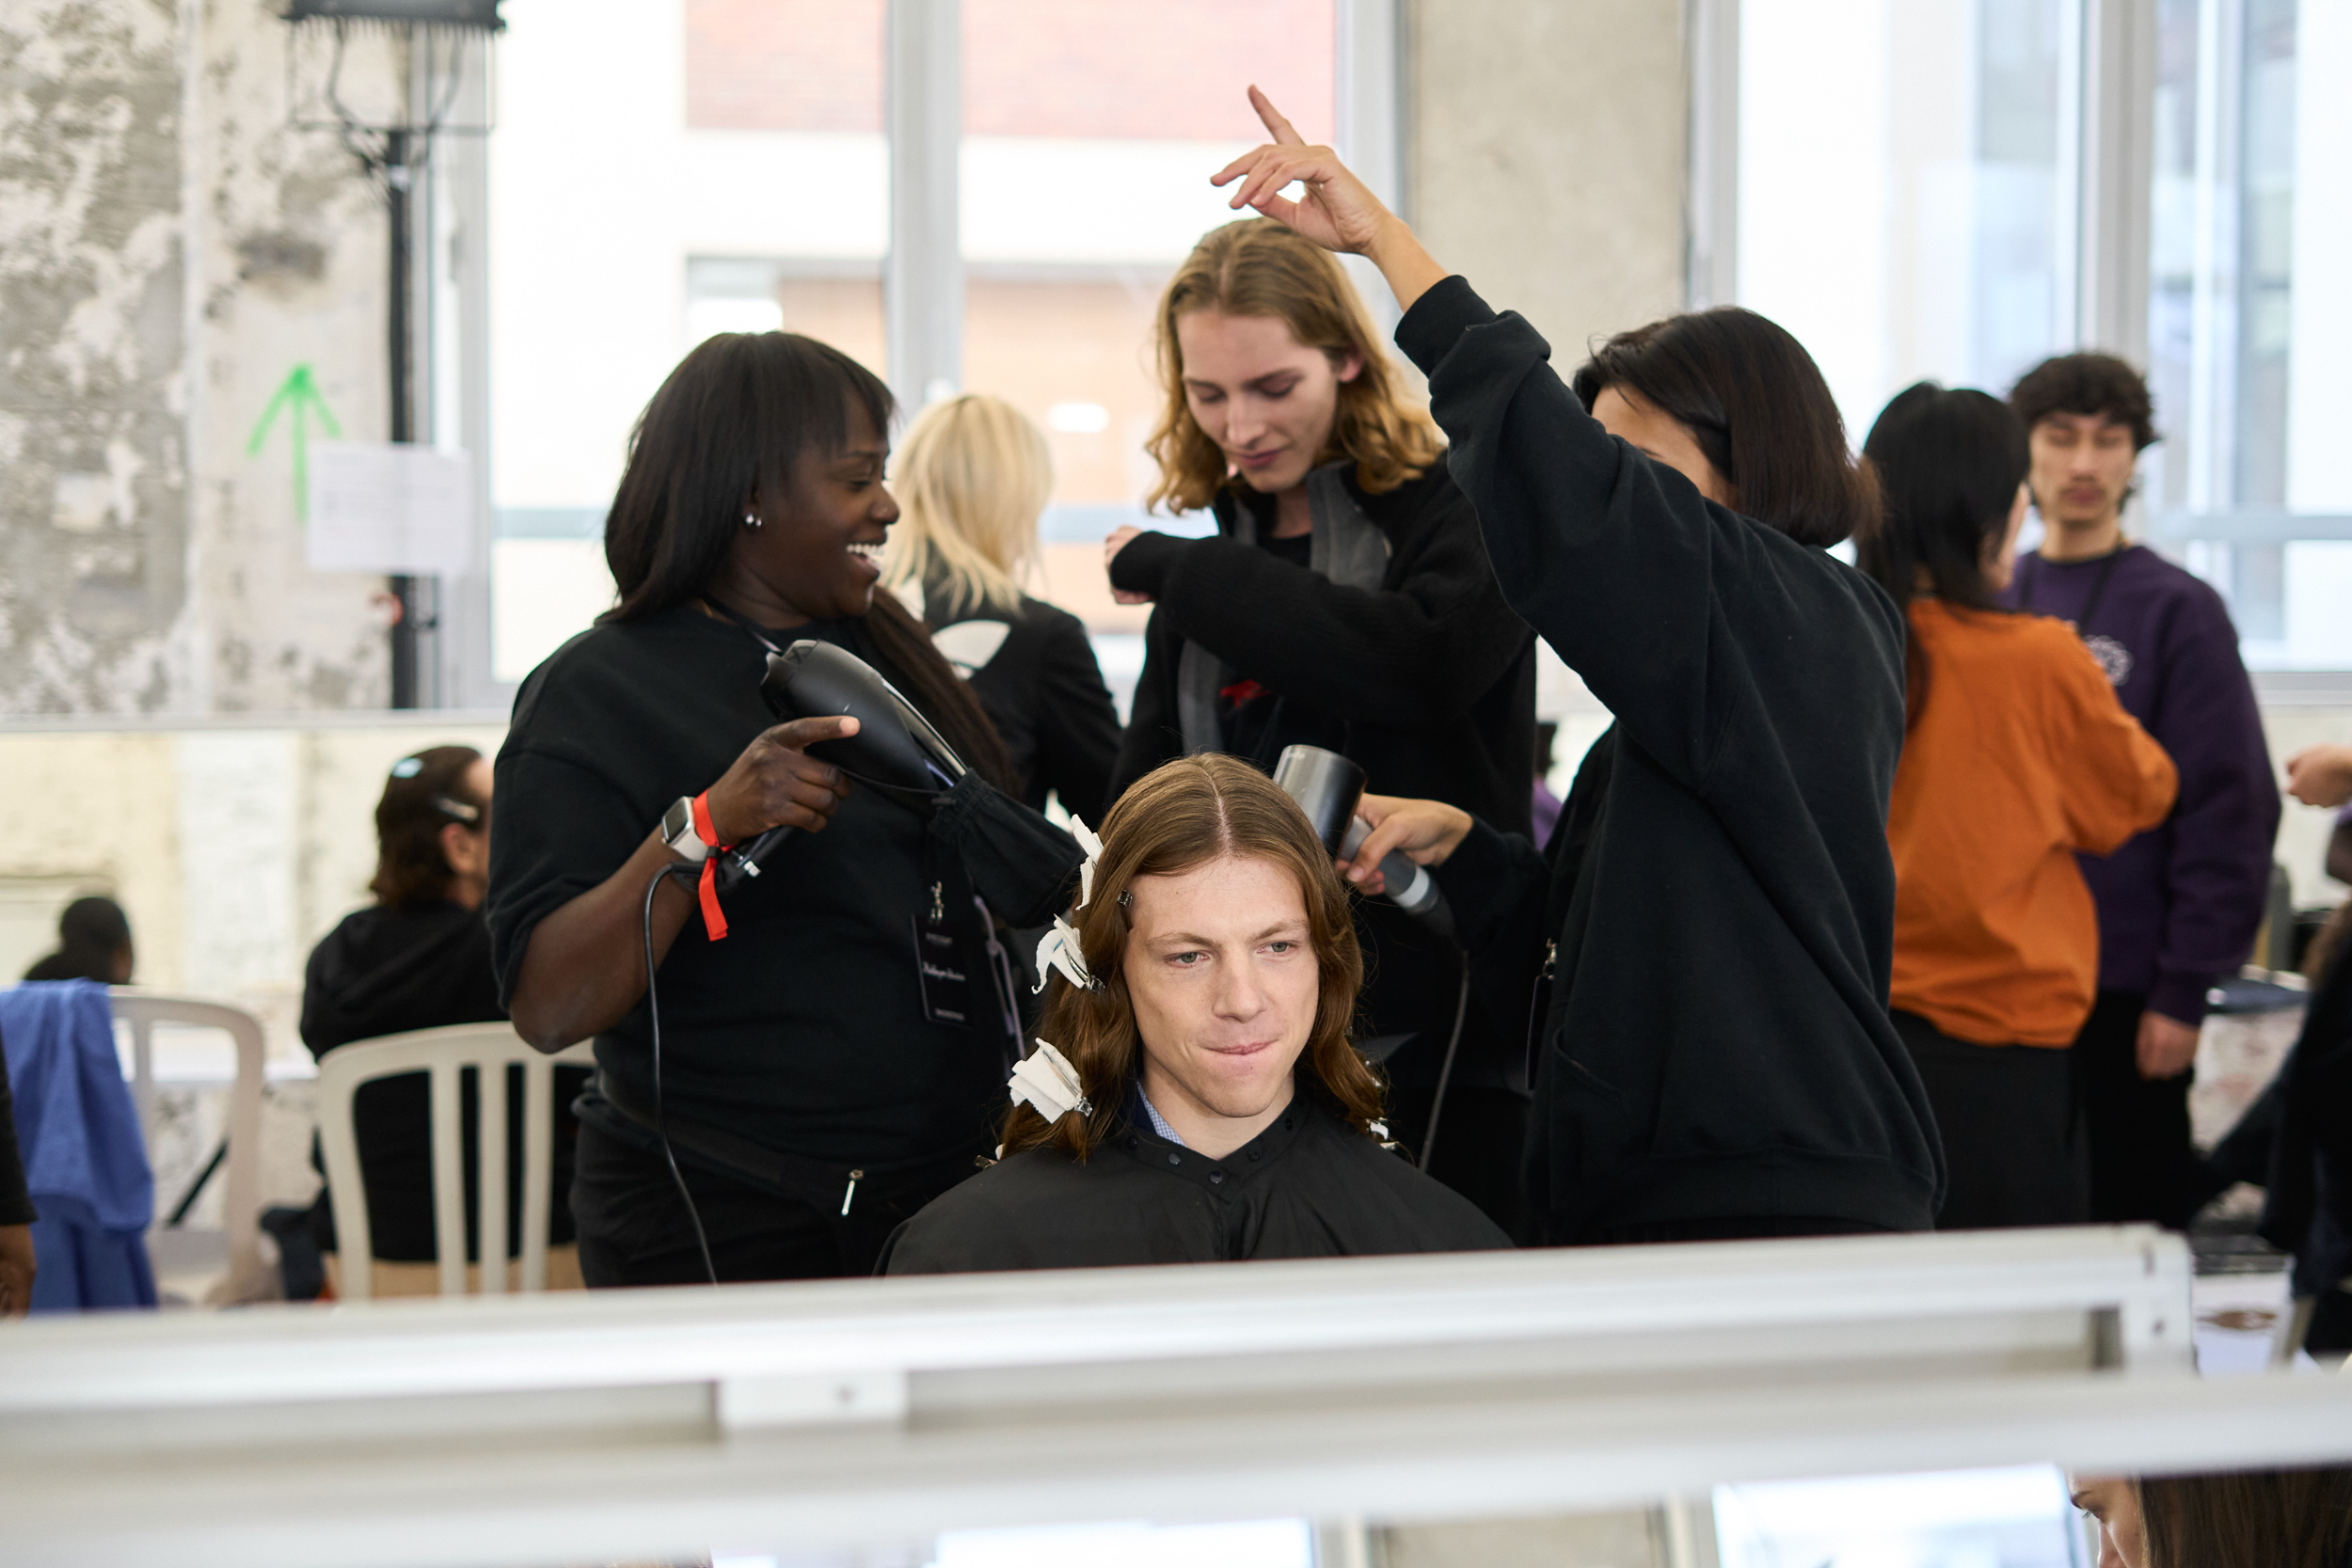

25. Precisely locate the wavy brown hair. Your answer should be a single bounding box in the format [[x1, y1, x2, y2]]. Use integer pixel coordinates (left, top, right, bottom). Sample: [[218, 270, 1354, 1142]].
[[1145, 219, 1443, 515], [2139, 1465, 2352, 1568], [1001, 754, 1385, 1161]]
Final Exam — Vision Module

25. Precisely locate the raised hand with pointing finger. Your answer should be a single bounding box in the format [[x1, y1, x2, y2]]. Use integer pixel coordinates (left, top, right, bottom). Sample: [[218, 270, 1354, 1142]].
[[1211, 87, 1450, 312]]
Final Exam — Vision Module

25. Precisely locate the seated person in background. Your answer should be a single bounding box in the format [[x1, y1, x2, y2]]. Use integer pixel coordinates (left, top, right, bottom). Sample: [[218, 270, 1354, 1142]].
[[303, 746, 588, 1290], [22, 896, 134, 984], [880, 754, 1510, 1274], [2073, 1463, 2352, 1568], [883, 392, 1123, 822], [1858, 383, 2175, 1230]]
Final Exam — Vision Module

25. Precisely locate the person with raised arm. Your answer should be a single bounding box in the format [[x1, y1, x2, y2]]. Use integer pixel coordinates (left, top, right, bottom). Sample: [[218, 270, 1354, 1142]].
[[1216, 87, 1942, 1243]]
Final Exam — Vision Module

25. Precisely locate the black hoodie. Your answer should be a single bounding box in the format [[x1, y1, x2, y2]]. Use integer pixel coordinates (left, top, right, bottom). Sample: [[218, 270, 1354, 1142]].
[[302, 902, 582, 1260], [1396, 277, 1942, 1242]]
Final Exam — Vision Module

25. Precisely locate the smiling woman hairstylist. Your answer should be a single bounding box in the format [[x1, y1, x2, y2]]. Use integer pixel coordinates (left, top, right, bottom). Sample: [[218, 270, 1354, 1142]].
[[488, 332, 1079, 1287], [1216, 88, 1943, 1244]]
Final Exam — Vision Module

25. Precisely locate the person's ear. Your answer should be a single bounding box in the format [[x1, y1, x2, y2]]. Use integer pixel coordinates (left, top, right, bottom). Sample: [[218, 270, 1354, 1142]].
[[439, 821, 478, 876], [1334, 349, 1364, 384]]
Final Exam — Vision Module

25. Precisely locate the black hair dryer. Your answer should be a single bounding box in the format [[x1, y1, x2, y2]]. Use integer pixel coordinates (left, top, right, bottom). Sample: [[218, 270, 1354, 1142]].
[[1272, 744, 1454, 943], [713, 641, 968, 892]]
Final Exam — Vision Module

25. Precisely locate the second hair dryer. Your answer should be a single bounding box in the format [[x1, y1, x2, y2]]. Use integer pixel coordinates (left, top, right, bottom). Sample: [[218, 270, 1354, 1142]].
[[1272, 744, 1454, 943]]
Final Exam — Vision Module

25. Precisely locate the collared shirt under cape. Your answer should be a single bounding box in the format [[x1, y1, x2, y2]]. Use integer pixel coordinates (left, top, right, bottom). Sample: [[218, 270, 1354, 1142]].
[[875, 1091, 1512, 1274]]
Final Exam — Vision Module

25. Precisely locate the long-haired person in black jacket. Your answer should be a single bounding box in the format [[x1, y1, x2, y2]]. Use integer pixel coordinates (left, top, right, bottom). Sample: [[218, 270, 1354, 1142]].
[[489, 334, 1080, 1286], [1102, 215, 1538, 1237], [883, 393, 1123, 822], [1216, 88, 1941, 1243]]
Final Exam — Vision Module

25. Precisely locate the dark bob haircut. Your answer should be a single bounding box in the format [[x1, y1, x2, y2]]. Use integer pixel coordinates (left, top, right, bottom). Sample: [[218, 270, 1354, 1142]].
[[2008, 351, 2157, 451], [372, 745, 486, 910], [1858, 383, 2030, 724], [604, 332, 894, 623], [1859, 382, 2029, 615], [1569, 307, 1876, 548]]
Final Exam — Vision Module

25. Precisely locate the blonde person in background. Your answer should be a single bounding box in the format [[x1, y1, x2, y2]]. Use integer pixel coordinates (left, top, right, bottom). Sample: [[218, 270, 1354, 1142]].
[[885, 393, 1123, 822]]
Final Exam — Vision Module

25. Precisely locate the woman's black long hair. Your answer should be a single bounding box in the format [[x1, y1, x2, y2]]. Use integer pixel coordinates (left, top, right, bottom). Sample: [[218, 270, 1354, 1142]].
[[602, 331, 1014, 789], [1569, 307, 1877, 547], [1856, 380, 2031, 724]]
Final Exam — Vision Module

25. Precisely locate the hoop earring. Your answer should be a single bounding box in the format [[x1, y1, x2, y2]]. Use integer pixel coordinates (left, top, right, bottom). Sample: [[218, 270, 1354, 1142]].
[[742, 512, 762, 531]]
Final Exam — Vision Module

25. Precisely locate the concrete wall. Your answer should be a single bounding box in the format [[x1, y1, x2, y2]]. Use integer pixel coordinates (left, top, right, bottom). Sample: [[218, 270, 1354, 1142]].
[[1406, 0, 1691, 739], [1408, 0, 1690, 364], [1, 0, 394, 716]]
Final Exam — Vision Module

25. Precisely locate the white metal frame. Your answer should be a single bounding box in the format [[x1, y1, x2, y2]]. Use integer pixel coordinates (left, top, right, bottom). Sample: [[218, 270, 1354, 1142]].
[[312, 1022, 592, 1299], [107, 989, 267, 1303], [0, 1226, 2224, 1566]]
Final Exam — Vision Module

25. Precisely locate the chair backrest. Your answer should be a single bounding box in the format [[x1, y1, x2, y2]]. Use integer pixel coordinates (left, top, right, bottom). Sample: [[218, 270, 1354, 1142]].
[[313, 1023, 594, 1300], [106, 990, 267, 1301]]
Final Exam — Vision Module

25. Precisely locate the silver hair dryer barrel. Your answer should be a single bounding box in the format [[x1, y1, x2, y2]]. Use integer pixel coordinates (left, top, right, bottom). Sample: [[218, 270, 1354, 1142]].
[[1271, 745, 1454, 940]]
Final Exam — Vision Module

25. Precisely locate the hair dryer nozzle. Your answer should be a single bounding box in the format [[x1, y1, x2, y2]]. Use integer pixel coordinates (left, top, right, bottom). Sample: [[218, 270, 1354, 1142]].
[[1272, 744, 1368, 856]]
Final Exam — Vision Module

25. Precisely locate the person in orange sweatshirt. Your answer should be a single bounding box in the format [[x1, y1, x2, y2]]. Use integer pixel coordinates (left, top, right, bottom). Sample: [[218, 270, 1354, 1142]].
[[1859, 383, 2177, 1230]]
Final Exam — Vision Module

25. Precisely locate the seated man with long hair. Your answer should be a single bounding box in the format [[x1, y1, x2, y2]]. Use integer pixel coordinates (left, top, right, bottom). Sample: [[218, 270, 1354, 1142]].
[[879, 754, 1510, 1273]]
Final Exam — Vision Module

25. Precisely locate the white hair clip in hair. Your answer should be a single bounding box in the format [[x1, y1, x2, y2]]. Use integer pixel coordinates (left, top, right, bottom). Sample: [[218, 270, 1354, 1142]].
[[1008, 1039, 1091, 1121], [1034, 915, 1097, 993], [1070, 816, 1104, 911]]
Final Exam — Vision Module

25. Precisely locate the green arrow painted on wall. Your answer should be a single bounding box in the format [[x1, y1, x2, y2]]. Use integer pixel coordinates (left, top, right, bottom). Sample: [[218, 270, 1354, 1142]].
[[246, 364, 343, 521]]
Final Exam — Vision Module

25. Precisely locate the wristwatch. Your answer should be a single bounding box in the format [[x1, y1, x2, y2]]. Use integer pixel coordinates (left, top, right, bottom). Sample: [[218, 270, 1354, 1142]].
[[660, 796, 714, 863]]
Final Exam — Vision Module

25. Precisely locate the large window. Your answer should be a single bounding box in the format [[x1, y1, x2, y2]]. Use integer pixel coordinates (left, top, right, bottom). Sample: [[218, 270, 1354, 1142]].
[[1738, 0, 2078, 451], [1732, 0, 2352, 669], [2147, 0, 2352, 667], [484, 1, 1355, 698]]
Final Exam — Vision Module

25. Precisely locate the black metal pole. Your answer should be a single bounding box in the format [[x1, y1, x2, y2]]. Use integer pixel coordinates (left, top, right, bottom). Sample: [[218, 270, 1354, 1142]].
[[387, 129, 419, 709]]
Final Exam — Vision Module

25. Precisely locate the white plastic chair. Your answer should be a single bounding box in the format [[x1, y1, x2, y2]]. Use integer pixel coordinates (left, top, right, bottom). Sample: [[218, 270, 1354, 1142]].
[[107, 989, 269, 1304], [314, 1023, 594, 1300]]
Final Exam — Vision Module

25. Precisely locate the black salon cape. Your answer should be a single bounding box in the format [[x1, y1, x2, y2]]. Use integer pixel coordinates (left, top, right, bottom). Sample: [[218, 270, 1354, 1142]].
[[875, 1094, 1511, 1274]]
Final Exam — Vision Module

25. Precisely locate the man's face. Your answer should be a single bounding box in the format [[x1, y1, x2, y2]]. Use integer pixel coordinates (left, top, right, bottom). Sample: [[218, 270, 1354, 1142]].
[[1176, 309, 1360, 496], [2028, 411, 2138, 532], [1121, 852, 1320, 1132]]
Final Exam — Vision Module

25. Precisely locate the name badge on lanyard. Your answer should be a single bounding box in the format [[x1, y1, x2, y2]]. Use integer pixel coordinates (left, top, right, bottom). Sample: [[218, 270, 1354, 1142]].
[[912, 879, 970, 1028]]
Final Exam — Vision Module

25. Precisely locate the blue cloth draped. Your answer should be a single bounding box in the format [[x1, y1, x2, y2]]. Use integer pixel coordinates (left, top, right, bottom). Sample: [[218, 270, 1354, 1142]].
[[0, 981, 155, 1311]]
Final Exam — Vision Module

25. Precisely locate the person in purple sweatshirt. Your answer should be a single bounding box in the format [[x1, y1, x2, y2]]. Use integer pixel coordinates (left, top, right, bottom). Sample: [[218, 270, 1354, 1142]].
[[2001, 353, 2280, 1229]]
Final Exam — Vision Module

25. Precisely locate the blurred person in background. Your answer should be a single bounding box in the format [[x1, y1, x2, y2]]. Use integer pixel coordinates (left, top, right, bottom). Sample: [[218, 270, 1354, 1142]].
[[302, 746, 589, 1293], [2003, 353, 2279, 1230], [1858, 382, 2175, 1229], [1104, 216, 1537, 1238], [22, 895, 133, 984], [883, 392, 1122, 823], [1230, 87, 1944, 1244]]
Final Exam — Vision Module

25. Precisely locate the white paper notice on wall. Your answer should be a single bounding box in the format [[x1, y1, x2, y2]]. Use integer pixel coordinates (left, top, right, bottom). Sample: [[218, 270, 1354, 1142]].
[[307, 442, 474, 576]]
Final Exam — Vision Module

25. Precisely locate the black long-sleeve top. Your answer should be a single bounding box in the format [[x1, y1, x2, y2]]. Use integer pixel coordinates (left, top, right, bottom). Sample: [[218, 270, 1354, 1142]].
[[919, 576, 1122, 823], [1397, 277, 1942, 1241], [1108, 462, 1537, 1081]]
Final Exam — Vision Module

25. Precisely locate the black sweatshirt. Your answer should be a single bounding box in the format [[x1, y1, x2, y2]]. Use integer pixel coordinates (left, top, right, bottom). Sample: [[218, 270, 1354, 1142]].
[[878, 1090, 1509, 1273], [486, 606, 1012, 1171], [300, 902, 582, 1260], [1108, 462, 1537, 1081], [919, 575, 1123, 823], [1397, 277, 1942, 1241]]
